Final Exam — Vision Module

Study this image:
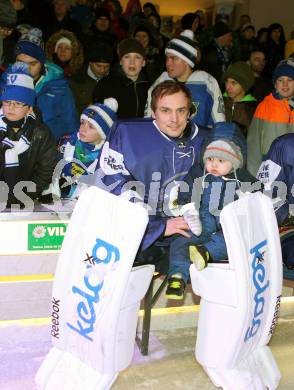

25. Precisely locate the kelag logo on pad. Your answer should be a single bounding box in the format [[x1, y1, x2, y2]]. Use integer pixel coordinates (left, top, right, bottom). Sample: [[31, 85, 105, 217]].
[[67, 238, 120, 341], [28, 223, 68, 251], [244, 240, 269, 342]]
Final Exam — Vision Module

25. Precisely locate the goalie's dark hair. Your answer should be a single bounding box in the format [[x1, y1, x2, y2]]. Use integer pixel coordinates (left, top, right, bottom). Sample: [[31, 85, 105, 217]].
[[151, 80, 192, 113]]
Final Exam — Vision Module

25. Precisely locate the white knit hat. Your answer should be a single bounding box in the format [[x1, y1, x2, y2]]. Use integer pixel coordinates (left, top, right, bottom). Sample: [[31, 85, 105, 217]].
[[54, 37, 72, 52], [165, 30, 198, 68]]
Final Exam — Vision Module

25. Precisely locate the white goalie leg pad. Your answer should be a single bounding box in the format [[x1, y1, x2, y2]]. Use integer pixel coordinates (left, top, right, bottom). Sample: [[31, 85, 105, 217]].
[[190, 192, 282, 389], [35, 187, 153, 389]]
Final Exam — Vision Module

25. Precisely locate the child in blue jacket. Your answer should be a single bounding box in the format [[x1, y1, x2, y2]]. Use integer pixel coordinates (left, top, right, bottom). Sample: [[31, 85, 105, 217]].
[[166, 122, 261, 299]]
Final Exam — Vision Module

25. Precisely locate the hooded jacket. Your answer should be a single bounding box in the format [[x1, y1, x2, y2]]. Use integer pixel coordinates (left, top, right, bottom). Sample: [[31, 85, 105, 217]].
[[35, 61, 79, 141], [45, 29, 84, 77]]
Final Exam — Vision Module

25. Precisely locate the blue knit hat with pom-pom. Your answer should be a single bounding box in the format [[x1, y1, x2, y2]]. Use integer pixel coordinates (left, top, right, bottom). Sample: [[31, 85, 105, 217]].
[[80, 98, 118, 141]]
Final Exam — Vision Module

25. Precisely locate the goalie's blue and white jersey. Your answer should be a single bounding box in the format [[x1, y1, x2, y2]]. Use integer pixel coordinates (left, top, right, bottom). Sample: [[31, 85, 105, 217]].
[[96, 118, 206, 249], [257, 133, 294, 224]]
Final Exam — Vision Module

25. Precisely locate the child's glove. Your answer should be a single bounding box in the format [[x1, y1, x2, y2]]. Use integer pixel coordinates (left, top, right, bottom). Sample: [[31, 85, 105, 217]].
[[3, 135, 30, 166], [180, 202, 202, 236]]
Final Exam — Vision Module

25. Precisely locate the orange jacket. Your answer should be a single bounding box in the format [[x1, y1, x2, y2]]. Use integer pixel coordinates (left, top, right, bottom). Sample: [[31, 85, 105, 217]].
[[247, 93, 294, 175]]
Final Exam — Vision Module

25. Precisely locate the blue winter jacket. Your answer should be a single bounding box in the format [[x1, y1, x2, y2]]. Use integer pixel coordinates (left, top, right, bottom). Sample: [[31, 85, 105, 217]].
[[96, 118, 207, 250], [35, 62, 79, 141]]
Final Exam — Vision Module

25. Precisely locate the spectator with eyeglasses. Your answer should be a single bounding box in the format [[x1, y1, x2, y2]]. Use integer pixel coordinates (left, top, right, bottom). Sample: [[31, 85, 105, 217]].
[[0, 61, 56, 208]]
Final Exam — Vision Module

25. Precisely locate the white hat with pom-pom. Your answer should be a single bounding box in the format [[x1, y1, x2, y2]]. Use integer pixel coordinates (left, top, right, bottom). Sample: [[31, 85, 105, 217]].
[[80, 98, 118, 141], [165, 29, 198, 68]]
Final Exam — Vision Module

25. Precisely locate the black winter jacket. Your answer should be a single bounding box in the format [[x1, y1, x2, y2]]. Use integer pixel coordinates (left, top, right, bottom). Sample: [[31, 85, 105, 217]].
[[0, 113, 57, 201], [92, 67, 148, 118]]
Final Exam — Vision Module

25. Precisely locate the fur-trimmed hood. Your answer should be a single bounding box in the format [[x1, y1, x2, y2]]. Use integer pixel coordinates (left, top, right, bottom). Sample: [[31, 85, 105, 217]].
[[45, 29, 84, 76]]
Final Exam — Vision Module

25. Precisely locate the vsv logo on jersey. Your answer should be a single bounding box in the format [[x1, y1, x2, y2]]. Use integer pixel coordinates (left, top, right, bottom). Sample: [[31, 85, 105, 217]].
[[244, 240, 269, 342], [66, 237, 120, 341]]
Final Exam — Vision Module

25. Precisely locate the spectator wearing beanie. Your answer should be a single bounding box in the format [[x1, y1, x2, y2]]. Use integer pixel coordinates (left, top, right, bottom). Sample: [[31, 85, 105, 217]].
[[92, 38, 148, 118], [13, 27, 79, 142], [84, 7, 118, 54], [223, 61, 257, 136], [145, 29, 225, 128], [233, 23, 256, 61], [247, 58, 294, 175], [45, 29, 84, 78], [201, 21, 233, 87], [69, 41, 114, 116], [132, 22, 164, 84], [0, 62, 56, 207], [58, 98, 118, 199]]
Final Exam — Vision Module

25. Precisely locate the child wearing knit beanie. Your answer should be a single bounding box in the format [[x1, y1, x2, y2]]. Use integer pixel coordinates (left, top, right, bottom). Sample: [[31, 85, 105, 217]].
[[223, 61, 257, 136], [165, 122, 261, 300], [58, 98, 118, 199], [0, 62, 56, 207]]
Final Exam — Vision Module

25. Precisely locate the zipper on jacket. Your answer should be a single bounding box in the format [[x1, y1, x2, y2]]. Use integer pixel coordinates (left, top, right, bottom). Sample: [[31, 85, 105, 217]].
[[230, 103, 235, 122]]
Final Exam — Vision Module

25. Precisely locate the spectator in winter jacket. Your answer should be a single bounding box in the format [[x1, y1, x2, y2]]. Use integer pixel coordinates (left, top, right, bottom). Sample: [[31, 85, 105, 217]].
[[92, 38, 148, 118], [264, 23, 286, 78], [145, 29, 225, 128], [41, 0, 82, 42], [233, 23, 256, 62], [132, 22, 164, 84], [201, 21, 233, 88], [247, 58, 294, 175], [0, 62, 56, 208], [223, 61, 257, 136], [247, 49, 272, 103], [13, 28, 79, 142], [69, 40, 113, 116], [45, 29, 84, 78], [84, 7, 118, 54]]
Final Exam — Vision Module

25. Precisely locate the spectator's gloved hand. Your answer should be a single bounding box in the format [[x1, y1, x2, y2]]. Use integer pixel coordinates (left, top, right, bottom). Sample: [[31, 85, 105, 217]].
[[180, 202, 202, 236], [3, 135, 30, 166]]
